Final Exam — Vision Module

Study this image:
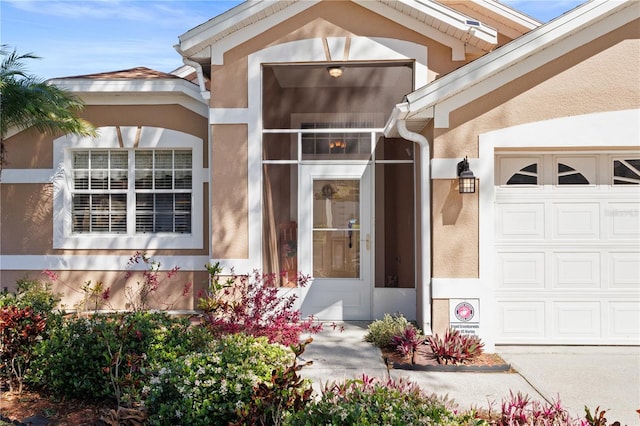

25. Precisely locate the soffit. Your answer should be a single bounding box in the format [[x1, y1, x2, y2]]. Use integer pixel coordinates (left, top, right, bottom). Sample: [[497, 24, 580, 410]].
[[177, 0, 499, 62], [439, 0, 540, 40]]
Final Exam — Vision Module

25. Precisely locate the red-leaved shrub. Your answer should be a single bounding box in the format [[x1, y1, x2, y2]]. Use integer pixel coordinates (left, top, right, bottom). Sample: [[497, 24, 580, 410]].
[[199, 264, 322, 346], [427, 328, 484, 365], [0, 306, 47, 392]]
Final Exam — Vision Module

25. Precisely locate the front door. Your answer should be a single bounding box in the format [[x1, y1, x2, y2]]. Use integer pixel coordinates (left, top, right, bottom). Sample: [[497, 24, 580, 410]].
[[299, 164, 372, 319]]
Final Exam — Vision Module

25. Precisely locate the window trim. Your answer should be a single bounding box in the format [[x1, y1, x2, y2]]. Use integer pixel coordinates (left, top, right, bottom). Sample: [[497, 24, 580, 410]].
[[53, 126, 204, 249]]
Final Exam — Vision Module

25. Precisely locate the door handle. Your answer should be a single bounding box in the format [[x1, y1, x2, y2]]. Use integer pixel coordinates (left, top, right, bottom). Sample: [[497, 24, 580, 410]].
[[365, 233, 370, 251]]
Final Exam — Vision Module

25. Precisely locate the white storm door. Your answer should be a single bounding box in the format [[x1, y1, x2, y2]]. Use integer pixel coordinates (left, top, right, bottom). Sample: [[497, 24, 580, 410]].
[[299, 164, 372, 320]]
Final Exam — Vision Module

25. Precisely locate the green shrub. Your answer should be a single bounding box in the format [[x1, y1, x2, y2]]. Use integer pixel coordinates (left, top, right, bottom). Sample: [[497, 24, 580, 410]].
[[0, 275, 61, 314], [286, 375, 481, 426], [146, 333, 302, 426], [28, 312, 207, 404], [364, 313, 415, 349]]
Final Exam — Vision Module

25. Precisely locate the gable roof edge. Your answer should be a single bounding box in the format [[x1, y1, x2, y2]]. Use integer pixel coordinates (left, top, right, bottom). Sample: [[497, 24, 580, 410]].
[[393, 0, 637, 129]]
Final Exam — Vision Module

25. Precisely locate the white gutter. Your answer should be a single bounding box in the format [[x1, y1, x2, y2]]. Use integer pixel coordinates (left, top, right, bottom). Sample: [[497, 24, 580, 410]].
[[174, 45, 211, 101], [388, 106, 432, 334]]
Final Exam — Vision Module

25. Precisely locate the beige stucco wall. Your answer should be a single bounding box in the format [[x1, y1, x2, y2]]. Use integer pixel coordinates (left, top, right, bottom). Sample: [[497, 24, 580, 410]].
[[0, 269, 209, 311], [211, 124, 249, 259], [431, 179, 479, 278]]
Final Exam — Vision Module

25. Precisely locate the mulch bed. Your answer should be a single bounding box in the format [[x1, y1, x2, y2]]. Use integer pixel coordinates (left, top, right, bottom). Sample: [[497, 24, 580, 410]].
[[383, 343, 512, 372]]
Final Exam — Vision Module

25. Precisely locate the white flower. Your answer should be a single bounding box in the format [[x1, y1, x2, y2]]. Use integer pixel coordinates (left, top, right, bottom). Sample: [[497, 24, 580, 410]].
[[175, 410, 183, 418], [150, 376, 161, 385]]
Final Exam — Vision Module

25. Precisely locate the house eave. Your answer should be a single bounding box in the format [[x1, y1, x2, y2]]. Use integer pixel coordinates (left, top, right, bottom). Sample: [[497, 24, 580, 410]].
[[47, 78, 208, 117], [395, 0, 639, 128], [177, 0, 498, 65]]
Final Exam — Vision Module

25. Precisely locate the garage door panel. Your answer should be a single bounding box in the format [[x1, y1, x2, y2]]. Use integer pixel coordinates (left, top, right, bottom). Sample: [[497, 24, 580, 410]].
[[608, 252, 640, 289], [497, 203, 544, 239], [552, 203, 600, 240], [497, 301, 545, 338], [553, 252, 601, 289], [608, 202, 640, 238], [609, 302, 640, 339], [495, 153, 639, 345], [497, 252, 545, 289], [552, 301, 601, 339]]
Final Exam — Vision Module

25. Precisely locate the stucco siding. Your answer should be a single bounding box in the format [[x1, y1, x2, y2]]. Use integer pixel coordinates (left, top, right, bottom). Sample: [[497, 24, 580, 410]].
[[431, 179, 479, 278], [211, 124, 249, 259], [1, 184, 54, 254], [0, 269, 208, 311]]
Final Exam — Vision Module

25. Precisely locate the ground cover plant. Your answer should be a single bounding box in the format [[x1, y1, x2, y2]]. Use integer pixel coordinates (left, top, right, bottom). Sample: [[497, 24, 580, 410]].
[[427, 328, 484, 365], [286, 374, 479, 426], [145, 333, 310, 425]]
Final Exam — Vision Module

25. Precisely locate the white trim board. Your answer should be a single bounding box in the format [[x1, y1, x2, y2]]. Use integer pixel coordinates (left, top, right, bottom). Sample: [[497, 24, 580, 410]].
[[0, 255, 210, 271]]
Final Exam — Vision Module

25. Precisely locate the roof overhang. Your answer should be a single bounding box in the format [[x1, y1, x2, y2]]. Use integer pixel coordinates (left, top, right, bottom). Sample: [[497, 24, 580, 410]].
[[47, 78, 209, 118], [384, 0, 639, 136], [176, 0, 499, 64], [439, 0, 540, 40]]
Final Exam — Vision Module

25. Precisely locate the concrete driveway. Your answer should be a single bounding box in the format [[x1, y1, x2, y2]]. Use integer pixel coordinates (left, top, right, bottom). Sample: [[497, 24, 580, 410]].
[[299, 322, 640, 426]]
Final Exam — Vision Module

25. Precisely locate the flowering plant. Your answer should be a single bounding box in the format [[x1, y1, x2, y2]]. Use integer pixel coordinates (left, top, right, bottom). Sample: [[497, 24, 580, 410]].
[[146, 333, 300, 426]]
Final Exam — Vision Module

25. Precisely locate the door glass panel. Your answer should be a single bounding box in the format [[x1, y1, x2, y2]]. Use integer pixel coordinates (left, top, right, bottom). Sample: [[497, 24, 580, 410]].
[[312, 179, 360, 278]]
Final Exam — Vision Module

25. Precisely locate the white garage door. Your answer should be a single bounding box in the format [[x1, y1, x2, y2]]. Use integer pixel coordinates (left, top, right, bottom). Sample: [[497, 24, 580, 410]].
[[495, 153, 640, 344]]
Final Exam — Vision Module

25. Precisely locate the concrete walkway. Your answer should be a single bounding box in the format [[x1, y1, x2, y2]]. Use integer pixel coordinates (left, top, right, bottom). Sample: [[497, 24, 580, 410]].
[[299, 322, 640, 426]]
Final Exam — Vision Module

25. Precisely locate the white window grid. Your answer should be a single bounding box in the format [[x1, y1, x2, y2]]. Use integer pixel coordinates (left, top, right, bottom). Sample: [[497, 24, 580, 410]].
[[70, 149, 193, 235]]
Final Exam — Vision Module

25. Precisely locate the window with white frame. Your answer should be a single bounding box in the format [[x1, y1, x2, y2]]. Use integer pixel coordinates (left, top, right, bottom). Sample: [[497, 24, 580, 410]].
[[134, 150, 192, 233], [613, 159, 640, 185], [70, 149, 192, 234], [53, 126, 203, 250]]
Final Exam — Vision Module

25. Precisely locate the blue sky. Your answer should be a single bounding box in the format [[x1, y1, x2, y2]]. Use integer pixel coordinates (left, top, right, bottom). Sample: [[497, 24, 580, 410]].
[[1, 0, 587, 80]]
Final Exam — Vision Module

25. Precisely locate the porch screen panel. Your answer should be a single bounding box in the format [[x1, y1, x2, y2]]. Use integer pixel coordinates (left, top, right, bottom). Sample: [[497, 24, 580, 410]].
[[374, 161, 415, 288], [262, 163, 298, 287]]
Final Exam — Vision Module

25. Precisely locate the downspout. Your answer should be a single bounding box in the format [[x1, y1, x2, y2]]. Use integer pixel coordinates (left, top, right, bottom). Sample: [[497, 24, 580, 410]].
[[174, 46, 211, 101], [396, 118, 432, 334]]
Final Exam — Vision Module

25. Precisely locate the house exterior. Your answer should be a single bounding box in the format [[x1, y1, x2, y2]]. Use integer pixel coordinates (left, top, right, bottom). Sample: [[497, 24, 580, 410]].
[[1, 0, 638, 350]]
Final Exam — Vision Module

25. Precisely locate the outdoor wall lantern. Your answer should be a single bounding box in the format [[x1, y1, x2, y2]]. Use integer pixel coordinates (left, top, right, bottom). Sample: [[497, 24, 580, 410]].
[[327, 66, 343, 78], [457, 156, 476, 193]]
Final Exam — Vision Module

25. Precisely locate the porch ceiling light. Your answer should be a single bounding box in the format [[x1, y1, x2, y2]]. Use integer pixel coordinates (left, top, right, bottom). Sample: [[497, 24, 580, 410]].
[[457, 156, 476, 194], [327, 66, 343, 78]]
